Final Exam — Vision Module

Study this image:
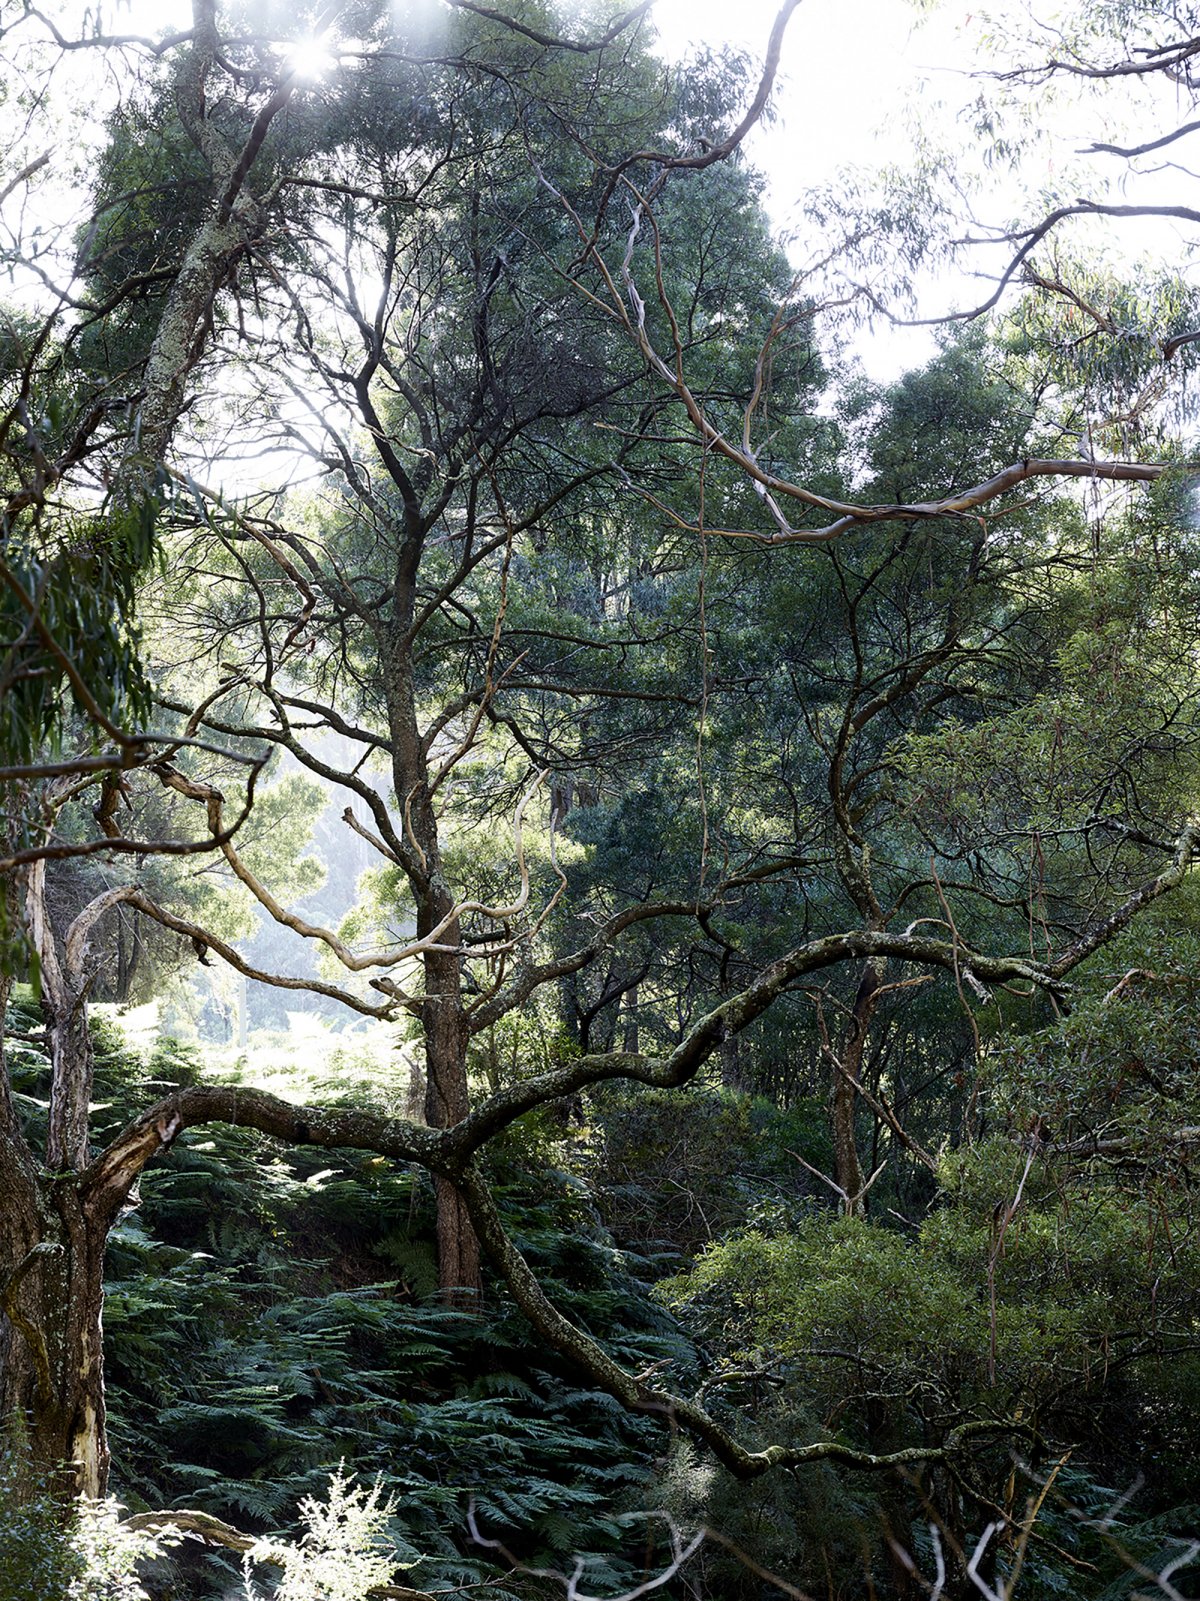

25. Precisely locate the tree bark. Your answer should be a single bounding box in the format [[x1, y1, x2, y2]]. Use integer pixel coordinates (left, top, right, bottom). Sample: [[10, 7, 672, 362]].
[[832, 957, 885, 1215], [0, 871, 115, 1496], [422, 936, 480, 1297], [0, 1176, 110, 1501], [24, 861, 96, 1174]]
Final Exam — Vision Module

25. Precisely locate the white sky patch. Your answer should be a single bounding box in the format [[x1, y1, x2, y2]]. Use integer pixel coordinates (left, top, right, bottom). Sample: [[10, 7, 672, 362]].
[[650, 0, 1200, 379], [648, 0, 973, 375], [653, 0, 945, 184]]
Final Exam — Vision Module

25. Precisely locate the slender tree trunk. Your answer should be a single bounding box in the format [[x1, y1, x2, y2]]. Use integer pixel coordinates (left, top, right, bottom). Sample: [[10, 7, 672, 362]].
[[831, 957, 885, 1215], [1, 864, 116, 1499], [719, 1034, 745, 1091], [717, 952, 748, 1091], [422, 938, 480, 1297], [384, 574, 482, 1295], [718, 976, 746, 1092], [864, 1397, 921, 1599], [0, 1181, 110, 1500], [236, 969, 248, 1050], [621, 984, 639, 1056]]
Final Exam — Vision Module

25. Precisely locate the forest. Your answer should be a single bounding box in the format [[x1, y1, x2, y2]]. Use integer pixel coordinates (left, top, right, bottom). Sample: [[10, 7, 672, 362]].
[[2, 0, 1200, 1597]]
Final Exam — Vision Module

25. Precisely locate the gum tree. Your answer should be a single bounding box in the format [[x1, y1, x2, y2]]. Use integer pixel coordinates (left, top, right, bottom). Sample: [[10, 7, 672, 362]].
[[3, 0, 1198, 1536]]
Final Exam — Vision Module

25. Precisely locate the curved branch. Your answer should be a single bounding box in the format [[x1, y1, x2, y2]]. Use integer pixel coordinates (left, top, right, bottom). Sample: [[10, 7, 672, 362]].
[[1013, 36, 1200, 83], [181, 698, 413, 874], [924, 203, 1200, 327], [82, 1083, 447, 1223], [588, 0, 802, 233], [64, 886, 142, 979], [442, 0, 654, 53], [458, 1162, 1020, 1480], [460, 927, 1058, 1149], [117, 889, 408, 1019], [1087, 118, 1200, 158], [154, 759, 546, 970], [1050, 821, 1199, 977], [21, 7, 194, 56], [466, 899, 700, 1033], [623, 278, 1177, 534]]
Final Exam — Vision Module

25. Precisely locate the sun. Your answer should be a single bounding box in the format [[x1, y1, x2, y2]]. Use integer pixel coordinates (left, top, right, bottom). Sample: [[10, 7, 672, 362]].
[[284, 33, 339, 82]]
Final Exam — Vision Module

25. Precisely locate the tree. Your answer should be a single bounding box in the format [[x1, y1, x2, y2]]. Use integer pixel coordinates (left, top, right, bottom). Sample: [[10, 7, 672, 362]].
[[0, 0, 822, 1504], [3, 0, 1199, 1569]]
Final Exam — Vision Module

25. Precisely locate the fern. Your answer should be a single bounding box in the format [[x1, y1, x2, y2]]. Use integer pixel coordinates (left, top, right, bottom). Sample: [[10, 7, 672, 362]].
[[88, 1026, 701, 1597]]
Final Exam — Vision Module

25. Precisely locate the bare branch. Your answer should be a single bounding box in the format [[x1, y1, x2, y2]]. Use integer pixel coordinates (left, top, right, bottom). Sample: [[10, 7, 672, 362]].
[[441, 0, 655, 54], [115, 888, 409, 1020], [82, 1082, 446, 1223], [1086, 118, 1200, 159], [1050, 821, 1200, 977]]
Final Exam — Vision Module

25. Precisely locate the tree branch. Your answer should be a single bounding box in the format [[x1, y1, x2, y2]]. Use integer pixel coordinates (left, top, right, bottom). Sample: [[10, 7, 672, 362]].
[[458, 1161, 1020, 1480], [82, 1083, 447, 1223]]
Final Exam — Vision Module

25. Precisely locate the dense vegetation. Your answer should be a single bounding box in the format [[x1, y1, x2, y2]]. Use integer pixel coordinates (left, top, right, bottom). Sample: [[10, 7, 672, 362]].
[[2, 0, 1200, 1597]]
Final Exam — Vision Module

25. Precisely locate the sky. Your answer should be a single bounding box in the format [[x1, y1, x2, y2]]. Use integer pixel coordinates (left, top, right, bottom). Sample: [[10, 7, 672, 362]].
[[653, 0, 955, 189], [652, 0, 1197, 376], [654, 0, 973, 376]]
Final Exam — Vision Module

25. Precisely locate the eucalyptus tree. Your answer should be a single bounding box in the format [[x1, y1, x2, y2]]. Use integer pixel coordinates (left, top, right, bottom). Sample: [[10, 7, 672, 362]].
[[0, 0, 335, 1505], [5, 0, 1200, 1558], [1, 0, 790, 1500], [799, 0, 1200, 433], [965, 0, 1200, 294], [139, 31, 834, 1290]]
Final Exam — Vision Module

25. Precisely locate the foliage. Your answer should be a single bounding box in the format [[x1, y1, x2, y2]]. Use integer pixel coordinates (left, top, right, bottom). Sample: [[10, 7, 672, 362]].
[[0, 1456, 175, 1601], [66, 1499, 178, 1601], [0, 1448, 82, 1601], [0, 493, 159, 771], [589, 1084, 828, 1263], [6, 4, 1200, 1599], [72, 1027, 690, 1596], [243, 1469, 399, 1601]]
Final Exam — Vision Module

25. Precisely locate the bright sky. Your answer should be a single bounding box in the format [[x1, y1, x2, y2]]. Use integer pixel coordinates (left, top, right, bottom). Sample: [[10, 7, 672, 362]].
[[653, 0, 949, 186], [645, 0, 984, 376]]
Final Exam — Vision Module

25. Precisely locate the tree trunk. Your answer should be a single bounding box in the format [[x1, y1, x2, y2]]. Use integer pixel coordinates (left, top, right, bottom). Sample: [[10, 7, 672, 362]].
[[621, 984, 640, 1056], [717, 952, 748, 1091], [421, 933, 480, 1299], [831, 957, 885, 1215], [1, 864, 120, 1501], [382, 517, 483, 1297], [0, 1176, 110, 1501], [236, 968, 248, 1050]]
